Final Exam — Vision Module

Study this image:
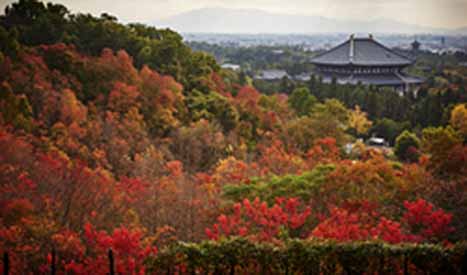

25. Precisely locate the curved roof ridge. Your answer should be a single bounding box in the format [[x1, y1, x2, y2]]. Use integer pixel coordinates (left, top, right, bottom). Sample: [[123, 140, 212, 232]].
[[311, 35, 413, 66], [369, 38, 414, 64], [310, 39, 350, 61]]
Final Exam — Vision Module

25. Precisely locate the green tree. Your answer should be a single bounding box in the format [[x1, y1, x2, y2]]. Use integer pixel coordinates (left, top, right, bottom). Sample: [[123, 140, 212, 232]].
[[364, 91, 383, 118], [1, 0, 69, 45], [0, 82, 34, 131], [288, 87, 317, 117], [371, 118, 411, 145], [307, 99, 351, 146], [279, 76, 294, 94], [0, 26, 20, 58], [311, 99, 349, 126], [186, 90, 239, 132], [422, 126, 463, 176], [394, 131, 420, 162]]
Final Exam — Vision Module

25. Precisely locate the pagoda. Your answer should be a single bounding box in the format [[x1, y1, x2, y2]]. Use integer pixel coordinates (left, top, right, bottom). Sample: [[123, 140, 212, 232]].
[[411, 40, 421, 51], [310, 34, 423, 93]]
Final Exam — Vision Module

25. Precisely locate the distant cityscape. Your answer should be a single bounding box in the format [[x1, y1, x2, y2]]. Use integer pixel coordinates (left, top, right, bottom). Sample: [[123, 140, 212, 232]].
[[185, 32, 467, 86], [183, 33, 467, 53]]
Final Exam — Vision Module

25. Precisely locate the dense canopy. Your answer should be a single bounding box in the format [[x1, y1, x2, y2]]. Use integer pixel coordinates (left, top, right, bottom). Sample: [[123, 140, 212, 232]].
[[0, 0, 466, 273]]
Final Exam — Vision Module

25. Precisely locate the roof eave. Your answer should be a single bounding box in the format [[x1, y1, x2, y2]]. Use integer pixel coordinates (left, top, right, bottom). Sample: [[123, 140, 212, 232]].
[[311, 61, 413, 67]]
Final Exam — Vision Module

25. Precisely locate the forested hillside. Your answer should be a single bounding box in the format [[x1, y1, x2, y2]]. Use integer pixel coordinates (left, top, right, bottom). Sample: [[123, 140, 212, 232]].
[[0, 0, 466, 273]]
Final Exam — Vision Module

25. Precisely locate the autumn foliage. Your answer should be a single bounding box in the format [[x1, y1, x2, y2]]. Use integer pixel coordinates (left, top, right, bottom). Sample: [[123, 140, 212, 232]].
[[0, 1, 466, 272], [206, 197, 311, 242]]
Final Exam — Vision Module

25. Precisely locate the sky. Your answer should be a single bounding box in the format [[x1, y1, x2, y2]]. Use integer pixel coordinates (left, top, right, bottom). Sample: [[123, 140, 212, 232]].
[[1, 0, 467, 29]]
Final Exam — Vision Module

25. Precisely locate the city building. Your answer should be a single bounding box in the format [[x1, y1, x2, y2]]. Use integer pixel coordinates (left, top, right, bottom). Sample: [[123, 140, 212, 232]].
[[254, 69, 290, 80], [310, 34, 424, 93], [221, 63, 241, 71]]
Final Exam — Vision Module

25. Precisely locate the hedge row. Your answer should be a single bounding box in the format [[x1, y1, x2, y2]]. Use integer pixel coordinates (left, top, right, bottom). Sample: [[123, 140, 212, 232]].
[[146, 238, 467, 274]]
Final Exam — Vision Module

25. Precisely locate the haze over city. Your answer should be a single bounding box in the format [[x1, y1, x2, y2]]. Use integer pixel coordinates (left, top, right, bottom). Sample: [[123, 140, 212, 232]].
[[2, 0, 467, 33]]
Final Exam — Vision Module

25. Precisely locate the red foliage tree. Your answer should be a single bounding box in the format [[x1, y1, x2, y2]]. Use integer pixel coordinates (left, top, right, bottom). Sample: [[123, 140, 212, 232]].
[[64, 223, 157, 274], [310, 199, 454, 244], [306, 137, 340, 168], [403, 198, 454, 242], [107, 81, 141, 113], [258, 140, 306, 176], [206, 197, 311, 242]]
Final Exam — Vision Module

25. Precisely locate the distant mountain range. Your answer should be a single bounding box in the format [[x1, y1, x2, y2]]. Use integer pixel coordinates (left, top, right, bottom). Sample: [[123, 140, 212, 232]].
[[154, 7, 467, 35]]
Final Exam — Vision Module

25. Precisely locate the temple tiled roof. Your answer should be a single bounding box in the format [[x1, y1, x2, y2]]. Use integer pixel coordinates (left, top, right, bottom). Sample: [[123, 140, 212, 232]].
[[317, 72, 424, 86], [311, 35, 413, 66]]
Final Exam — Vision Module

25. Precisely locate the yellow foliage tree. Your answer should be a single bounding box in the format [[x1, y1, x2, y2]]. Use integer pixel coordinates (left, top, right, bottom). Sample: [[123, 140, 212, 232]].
[[59, 89, 87, 125], [349, 105, 372, 135], [450, 104, 467, 138]]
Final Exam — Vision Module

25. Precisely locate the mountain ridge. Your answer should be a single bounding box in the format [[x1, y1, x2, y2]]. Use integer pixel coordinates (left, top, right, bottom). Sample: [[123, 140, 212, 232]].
[[154, 7, 465, 34]]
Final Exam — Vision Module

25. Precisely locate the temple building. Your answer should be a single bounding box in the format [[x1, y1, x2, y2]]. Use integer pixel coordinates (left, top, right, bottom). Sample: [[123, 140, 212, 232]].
[[310, 34, 423, 93]]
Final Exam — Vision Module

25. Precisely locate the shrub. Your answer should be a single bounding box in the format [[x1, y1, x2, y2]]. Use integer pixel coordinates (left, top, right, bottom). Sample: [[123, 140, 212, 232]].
[[147, 238, 467, 274]]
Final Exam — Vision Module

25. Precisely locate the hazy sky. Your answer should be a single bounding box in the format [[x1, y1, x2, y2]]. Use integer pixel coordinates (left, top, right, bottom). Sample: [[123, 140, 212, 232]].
[[1, 0, 467, 29]]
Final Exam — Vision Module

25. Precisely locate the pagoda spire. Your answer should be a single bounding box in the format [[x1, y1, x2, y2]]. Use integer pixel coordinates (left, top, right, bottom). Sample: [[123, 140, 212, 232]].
[[349, 34, 355, 63]]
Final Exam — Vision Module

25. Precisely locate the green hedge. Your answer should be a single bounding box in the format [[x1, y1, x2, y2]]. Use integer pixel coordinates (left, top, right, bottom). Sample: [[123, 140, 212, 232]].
[[146, 238, 467, 274]]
